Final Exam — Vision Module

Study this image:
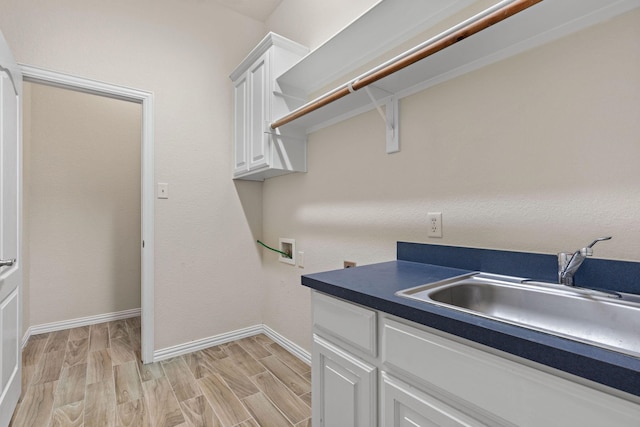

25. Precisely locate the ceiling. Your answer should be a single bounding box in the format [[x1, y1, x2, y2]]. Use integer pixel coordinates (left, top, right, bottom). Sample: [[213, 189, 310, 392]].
[[214, 0, 283, 22]]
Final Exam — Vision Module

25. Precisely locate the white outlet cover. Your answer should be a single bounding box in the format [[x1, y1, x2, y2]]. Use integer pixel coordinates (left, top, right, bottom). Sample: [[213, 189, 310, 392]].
[[427, 212, 442, 238]]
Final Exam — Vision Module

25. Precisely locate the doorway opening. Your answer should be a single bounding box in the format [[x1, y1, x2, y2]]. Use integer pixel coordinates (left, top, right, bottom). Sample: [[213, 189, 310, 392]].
[[21, 66, 155, 363]]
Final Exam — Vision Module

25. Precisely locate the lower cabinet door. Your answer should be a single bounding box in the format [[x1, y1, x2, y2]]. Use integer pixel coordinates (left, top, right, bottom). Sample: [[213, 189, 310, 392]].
[[313, 334, 376, 427], [381, 373, 491, 427]]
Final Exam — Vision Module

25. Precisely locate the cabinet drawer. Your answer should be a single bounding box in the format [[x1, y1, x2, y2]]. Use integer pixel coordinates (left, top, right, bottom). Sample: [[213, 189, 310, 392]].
[[313, 291, 377, 356], [382, 317, 640, 427]]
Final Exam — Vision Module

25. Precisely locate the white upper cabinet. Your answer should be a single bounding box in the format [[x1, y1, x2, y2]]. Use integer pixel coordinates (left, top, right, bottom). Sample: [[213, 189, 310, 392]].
[[230, 33, 309, 181]]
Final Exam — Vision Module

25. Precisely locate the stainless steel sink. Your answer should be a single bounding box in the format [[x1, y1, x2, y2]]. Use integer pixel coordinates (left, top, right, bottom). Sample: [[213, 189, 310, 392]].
[[396, 272, 640, 358]]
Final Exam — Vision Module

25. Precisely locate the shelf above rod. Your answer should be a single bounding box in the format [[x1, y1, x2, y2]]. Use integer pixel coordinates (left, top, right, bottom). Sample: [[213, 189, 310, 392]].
[[270, 0, 542, 130]]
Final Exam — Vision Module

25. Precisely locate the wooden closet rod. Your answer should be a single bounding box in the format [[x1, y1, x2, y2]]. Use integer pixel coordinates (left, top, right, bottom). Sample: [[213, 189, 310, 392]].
[[270, 0, 543, 130]]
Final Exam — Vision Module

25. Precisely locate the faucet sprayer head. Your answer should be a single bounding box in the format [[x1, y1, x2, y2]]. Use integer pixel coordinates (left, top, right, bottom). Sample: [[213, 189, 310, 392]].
[[582, 236, 612, 256], [587, 236, 612, 249]]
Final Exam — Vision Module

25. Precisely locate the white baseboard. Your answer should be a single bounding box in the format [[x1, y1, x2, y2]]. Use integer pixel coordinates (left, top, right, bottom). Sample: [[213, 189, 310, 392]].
[[154, 324, 311, 365], [21, 314, 311, 367], [262, 324, 311, 365], [22, 308, 141, 349], [153, 324, 264, 362]]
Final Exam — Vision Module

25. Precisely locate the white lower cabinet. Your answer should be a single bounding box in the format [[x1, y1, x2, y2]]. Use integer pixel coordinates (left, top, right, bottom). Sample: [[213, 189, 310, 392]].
[[311, 291, 640, 427], [312, 335, 376, 427]]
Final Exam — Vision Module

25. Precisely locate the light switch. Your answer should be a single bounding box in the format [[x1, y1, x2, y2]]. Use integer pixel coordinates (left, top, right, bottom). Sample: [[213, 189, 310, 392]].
[[157, 183, 169, 199]]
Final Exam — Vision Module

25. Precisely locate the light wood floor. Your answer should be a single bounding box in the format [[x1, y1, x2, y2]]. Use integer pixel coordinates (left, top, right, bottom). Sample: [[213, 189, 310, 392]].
[[10, 318, 312, 426]]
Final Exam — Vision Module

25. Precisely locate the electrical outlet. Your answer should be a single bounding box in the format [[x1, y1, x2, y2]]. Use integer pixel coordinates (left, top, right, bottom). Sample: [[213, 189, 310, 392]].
[[427, 212, 442, 238], [279, 238, 296, 265], [344, 261, 356, 268]]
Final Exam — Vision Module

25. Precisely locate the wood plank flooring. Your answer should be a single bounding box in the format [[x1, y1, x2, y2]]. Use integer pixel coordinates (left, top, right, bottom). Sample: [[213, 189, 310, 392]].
[[10, 318, 312, 426]]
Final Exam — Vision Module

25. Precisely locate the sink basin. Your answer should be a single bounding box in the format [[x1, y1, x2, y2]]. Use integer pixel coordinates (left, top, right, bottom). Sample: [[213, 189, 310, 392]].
[[396, 273, 640, 358]]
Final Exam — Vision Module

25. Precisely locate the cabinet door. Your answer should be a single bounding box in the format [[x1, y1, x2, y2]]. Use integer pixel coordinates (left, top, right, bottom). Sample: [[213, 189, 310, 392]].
[[382, 373, 490, 427], [232, 73, 248, 175], [248, 51, 270, 171], [313, 335, 376, 427]]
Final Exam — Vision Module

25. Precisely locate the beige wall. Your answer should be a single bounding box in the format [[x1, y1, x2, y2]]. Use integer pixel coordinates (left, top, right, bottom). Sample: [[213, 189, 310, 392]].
[[0, 0, 267, 349], [263, 7, 640, 350], [24, 83, 142, 328]]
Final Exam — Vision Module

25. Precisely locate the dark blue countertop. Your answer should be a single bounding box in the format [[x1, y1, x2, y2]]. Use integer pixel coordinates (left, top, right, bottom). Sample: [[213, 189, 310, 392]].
[[301, 243, 640, 398]]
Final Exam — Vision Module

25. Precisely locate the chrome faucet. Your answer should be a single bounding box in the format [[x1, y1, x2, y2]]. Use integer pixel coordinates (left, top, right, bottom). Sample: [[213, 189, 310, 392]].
[[558, 237, 611, 286]]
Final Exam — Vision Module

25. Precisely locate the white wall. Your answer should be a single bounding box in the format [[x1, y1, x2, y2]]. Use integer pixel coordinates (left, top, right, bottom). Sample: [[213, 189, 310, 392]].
[[0, 0, 267, 350], [24, 82, 141, 328], [263, 6, 640, 350]]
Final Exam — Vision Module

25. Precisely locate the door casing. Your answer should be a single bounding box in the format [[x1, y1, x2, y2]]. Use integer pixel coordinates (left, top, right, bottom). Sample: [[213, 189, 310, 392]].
[[20, 65, 155, 363]]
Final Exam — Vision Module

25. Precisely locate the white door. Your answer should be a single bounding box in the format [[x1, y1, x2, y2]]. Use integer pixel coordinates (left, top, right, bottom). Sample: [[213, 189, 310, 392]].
[[0, 30, 22, 427]]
